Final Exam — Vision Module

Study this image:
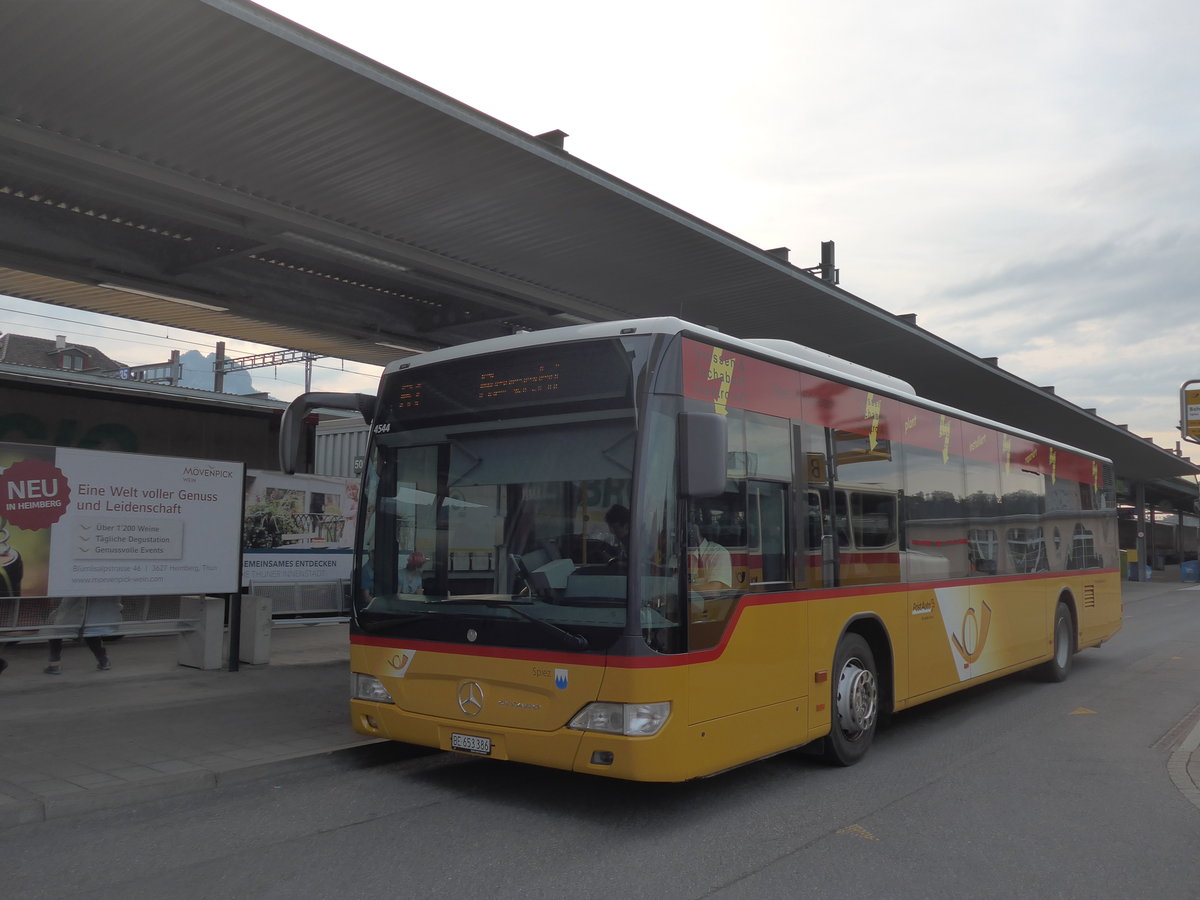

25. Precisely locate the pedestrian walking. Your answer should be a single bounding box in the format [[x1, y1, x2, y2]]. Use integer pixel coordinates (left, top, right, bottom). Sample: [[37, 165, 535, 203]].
[[41, 597, 122, 674]]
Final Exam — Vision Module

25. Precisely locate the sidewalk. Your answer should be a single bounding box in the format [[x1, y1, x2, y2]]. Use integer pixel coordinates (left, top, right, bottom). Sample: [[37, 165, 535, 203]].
[[3, 582, 1199, 830], [1124, 577, 1200, 812], [0, 621, 379, 829]]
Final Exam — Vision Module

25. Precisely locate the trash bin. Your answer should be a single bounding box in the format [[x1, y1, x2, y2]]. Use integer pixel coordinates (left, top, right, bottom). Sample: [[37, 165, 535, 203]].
[[1182, 560, 1200, 583], [1124, 549, 1146, 582], [239, 593, 272, 664], [178, 595, 224, 670]]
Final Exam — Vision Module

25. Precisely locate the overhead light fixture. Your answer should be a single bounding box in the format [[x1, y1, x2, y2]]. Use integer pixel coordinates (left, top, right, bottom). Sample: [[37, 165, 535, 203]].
[[281, 232, 411, 273], [375, 341, 423, 353], [97, 282, 229, 312]]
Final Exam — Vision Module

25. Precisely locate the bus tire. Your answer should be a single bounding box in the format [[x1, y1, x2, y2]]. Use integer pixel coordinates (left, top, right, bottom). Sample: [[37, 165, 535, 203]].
[[823, 632, 879, 766], [1037, 601, 1074, 683]]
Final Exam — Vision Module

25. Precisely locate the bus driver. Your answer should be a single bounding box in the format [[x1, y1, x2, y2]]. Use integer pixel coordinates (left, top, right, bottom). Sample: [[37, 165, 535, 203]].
[[686, 519, 732, 593]]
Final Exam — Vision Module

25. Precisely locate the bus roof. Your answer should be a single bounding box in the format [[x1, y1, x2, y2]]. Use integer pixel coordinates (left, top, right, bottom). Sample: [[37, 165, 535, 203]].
[[380, 317, 1113, 465]]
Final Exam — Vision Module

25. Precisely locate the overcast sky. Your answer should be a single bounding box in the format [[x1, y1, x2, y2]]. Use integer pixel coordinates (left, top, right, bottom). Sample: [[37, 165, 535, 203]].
[[3, 0, 1197, 463]]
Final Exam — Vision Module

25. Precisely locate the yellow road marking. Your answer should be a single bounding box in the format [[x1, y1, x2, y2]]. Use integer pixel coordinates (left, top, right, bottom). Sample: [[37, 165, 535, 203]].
[[837, 824, 878, 841]]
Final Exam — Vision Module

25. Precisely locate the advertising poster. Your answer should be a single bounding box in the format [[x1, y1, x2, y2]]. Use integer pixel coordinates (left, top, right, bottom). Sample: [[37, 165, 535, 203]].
[[241, 469, 359, 586], [0, 442, 244, 598]]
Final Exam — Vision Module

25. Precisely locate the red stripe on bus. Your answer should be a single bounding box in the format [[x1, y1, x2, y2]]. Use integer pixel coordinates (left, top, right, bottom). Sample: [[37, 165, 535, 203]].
[[352, 567, 1120, 669]]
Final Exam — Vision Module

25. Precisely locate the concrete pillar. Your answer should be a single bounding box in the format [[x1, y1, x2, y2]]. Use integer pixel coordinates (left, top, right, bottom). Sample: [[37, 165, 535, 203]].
[[1134, 483, 1150, 582]]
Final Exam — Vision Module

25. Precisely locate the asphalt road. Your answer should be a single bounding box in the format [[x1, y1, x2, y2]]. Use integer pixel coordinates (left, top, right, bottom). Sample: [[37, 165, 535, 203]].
[[8, 585, 1200, 899]]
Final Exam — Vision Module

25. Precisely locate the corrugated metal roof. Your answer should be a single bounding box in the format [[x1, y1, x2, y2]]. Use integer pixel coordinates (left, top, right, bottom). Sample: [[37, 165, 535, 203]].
[[0, 360, 289, 414], [0, 0, 1194, 490], [0, 332, 126, 372]]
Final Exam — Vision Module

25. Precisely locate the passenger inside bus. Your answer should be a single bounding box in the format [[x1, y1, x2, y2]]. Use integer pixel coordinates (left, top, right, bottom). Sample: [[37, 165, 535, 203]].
[[399, 551, 426, 595], [603, 504, 630, 566]]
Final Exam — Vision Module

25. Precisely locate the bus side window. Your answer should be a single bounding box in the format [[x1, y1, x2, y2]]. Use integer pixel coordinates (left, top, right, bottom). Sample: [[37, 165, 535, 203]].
[[1069, 522, 1100, 569], [748, 481, 789, 592], [850, 491, 897, 548], [834, 491, 851, 548], [903, 440, 968, 581]]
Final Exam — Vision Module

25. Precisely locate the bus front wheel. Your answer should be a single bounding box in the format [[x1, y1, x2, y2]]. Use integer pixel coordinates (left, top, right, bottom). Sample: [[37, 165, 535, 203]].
[[823, 632, 878, 766]]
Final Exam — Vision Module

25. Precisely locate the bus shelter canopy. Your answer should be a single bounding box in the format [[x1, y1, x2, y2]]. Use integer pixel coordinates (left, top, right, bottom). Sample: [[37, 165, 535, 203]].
[[0, 0, 1195, 490]]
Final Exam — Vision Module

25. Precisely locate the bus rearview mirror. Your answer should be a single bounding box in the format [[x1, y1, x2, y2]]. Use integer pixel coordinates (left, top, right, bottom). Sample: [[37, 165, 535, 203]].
[[680, 411, 728, 498], [279, 391, 377, 474]]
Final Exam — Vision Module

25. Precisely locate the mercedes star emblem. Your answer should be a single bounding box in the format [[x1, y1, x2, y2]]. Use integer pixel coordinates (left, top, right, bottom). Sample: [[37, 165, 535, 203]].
[[457, 681, 484, 717]]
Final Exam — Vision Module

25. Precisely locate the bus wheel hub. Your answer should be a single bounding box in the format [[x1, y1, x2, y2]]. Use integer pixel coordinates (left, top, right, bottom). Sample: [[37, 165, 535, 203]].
[[836, 659, 877, 738]]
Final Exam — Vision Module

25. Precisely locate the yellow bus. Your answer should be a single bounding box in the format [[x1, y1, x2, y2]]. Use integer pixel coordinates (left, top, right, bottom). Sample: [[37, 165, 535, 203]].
[[281, 317, 1121, 781]]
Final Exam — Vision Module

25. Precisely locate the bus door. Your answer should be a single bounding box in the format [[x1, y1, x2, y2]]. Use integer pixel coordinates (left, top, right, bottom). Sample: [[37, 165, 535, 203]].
[[798, 426, 840, 589], [685, 407, 797, 727]]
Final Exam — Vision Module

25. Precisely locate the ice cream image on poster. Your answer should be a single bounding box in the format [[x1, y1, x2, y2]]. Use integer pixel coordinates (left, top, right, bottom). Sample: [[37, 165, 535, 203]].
[[0, 516, 21, 597], [0, 462, 21, 597]]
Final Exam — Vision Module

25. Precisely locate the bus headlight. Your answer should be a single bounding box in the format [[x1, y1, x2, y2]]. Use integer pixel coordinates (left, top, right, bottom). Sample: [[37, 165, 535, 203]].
[[352, 673, 395, 704], [568, 702, 670, 736]]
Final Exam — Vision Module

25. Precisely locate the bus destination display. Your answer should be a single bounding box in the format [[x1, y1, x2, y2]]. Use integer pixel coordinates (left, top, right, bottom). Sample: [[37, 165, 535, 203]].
[[382, 339, 638, 422], [478, 362, 561, 401]]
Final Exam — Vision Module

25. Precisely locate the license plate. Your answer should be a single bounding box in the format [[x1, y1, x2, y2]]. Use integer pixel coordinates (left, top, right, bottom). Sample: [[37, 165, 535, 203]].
[[451, 733, 492, 756]]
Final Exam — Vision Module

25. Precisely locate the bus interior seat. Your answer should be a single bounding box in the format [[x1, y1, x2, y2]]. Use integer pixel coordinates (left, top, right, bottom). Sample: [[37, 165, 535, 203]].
[[532, 557, 575, 591], [522, 548, 551, 571]]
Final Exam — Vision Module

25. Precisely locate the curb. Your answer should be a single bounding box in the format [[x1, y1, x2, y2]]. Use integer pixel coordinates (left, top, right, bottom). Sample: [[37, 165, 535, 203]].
[[1168, 717, 1200, 813], [0, 739, 383, 830]]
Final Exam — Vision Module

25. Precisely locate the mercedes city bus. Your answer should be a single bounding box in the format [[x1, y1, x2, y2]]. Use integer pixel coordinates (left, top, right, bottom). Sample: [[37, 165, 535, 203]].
[[280, 317, 1121, 781]]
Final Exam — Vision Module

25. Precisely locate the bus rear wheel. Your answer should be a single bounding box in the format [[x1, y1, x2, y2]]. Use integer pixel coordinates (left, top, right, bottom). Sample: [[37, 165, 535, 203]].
[[1037, 600, 1074, 683], [823, 632, 878, 766]]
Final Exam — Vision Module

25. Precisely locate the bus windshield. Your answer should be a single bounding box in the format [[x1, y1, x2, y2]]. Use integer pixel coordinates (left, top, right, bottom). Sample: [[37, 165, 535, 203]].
[[356, 336, 661, 653]]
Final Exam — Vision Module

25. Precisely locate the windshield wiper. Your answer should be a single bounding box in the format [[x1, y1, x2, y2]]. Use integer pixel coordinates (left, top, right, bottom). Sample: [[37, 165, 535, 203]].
[[442, 596, 588, 650]]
